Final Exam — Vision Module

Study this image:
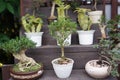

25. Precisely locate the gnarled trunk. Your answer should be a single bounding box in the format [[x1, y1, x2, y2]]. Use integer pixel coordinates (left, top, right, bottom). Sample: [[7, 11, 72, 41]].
[[13, 50, 40, 72]]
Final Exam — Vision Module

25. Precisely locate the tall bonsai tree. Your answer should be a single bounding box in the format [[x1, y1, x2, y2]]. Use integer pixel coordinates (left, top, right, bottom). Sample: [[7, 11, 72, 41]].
[[48, 0, 77, 63], [0, 37, 41, 72]]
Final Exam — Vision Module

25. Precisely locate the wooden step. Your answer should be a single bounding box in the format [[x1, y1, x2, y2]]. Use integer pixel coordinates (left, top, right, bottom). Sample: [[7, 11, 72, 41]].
[[14, 45, 99, 70], [8, 69, 117, 80]]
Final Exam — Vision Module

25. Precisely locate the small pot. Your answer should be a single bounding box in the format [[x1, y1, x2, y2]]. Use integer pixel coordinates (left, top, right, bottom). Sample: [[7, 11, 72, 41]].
[[85, 60, 111, 79], [10, 66, 44, 80], [25, 32, 44, 47], [88, 10, 103, 24], [51, 58, 74, 78], [77, 30, 95, 45]]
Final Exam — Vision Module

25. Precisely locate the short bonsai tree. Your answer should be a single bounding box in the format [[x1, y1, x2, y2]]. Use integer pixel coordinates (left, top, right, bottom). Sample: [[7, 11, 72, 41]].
[[48, 0, 77, 64], [0, 37, 42, 72], [95, 15, 120, 77]]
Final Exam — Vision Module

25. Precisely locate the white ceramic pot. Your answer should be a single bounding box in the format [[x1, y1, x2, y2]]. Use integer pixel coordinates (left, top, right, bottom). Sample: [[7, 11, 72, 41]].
[[77, 30, 95, 45], [25, 32, 43, 47], [57, 34, 71, 46], [85, 60, 111, 79], [88, 10, 103, 24], [51, 58, 74, 78]]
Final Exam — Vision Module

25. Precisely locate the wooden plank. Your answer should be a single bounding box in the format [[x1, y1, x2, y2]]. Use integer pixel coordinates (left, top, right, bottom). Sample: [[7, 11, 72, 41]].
[[9, 70, 117, 80], [2, 65, 12, 80]]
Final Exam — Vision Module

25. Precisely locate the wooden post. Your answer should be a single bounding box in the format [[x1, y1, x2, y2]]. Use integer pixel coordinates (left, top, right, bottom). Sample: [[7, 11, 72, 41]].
[[111, 0, 118, 19]]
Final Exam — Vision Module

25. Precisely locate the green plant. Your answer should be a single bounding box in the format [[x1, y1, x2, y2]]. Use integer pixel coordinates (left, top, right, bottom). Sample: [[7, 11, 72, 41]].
[[54, 0, 70, 20], [21, 14, 43, 33], [75, 8, 92, 31], [0, 0, 20, 38], [48, 1, 77, 63], [94, 15, 120, 77], [49, 18, 77, 63], [0, 37, 42, 72]]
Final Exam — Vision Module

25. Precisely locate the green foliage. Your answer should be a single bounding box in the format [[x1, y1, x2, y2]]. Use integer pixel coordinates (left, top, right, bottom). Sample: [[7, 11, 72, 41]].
[[54, 0, 70, 20], [13, 63, 42, 72], [94, 15, 120, 77], [75, 8, 92, 31], [0, 0, 20, 38], [0, 0, 20, 17], [48, 18, 77, 46], [21, 14, 43, 33], [0, 37, 36, 54], [0, 33, 9, 45], [95, 38, 120, 77]]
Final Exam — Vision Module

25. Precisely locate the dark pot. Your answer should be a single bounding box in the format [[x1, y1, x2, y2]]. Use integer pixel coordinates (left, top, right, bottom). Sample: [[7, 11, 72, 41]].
[[10, 66, 44, 80]]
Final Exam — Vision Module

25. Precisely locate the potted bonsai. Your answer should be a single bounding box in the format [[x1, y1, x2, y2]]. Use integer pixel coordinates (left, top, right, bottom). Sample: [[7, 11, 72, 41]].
[[48, 1, 77, 78], [85, 16, 120, 79], [21, 14, 43, 47], [75, 8, 95, 45], [85, 38, 112, 78], [0, 37, 43, 80], [88, 0, 103, 23], [49, 18, 77, 79]]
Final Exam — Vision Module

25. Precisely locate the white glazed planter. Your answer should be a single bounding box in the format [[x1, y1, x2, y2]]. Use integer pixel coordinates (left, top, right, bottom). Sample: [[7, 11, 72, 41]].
[[85, 60, 111, 79], [77, 30, 95, 45], [88, 10, 103, 24], [25, 32, 43, 47], [51, 58, 74, 78], [57, 34, 71, 46]]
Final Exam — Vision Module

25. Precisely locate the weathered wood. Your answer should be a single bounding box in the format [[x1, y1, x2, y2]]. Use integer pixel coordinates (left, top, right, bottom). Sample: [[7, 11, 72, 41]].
[[1, 65, 12, 80], [9, 70, 117, 80], [24, 45, 99, 70]]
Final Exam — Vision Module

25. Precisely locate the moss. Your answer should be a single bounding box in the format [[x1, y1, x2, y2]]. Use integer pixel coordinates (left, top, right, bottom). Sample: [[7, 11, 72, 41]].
[[13, 63, 42, 73]]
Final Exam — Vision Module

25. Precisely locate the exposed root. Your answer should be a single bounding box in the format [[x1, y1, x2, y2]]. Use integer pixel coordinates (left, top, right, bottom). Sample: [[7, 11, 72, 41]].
[[13, 50, 40, 72]]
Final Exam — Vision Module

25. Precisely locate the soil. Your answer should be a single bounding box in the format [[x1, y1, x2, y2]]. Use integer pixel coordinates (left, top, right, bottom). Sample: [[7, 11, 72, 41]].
[[54, 58, 72, 65], [89, 60, 110, 68]]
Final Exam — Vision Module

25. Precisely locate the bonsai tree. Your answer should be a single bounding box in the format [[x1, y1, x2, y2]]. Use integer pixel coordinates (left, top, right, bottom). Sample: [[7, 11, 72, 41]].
[[0, 37, 42, 72], [75, 8, 92, 31], [48, 0, 77, 63], [48, 17, 77, 63], [21, 14, 43, 33], [95, 15, 120, 77]]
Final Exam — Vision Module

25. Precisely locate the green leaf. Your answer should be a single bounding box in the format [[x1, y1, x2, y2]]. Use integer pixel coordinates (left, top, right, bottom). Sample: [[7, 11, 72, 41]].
[[6, 3, 14, 14], [0, 1, 6, 13]]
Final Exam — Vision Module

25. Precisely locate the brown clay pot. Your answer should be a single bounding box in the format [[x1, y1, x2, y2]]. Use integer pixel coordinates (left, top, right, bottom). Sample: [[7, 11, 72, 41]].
[[10, 66, 44, 80]]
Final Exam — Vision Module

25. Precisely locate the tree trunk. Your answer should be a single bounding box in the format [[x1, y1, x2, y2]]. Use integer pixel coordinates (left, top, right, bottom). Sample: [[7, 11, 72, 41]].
[[13, 50, 40, 72]]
